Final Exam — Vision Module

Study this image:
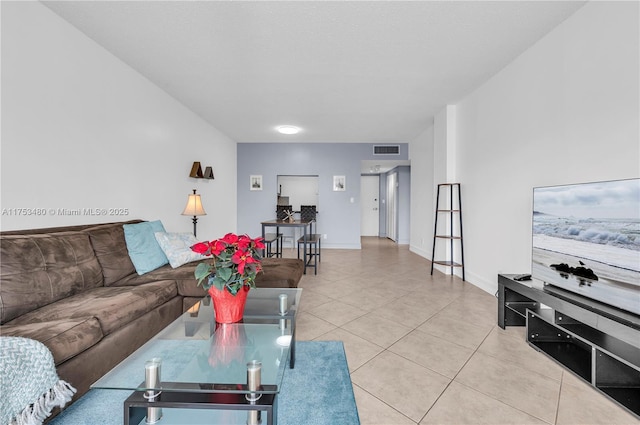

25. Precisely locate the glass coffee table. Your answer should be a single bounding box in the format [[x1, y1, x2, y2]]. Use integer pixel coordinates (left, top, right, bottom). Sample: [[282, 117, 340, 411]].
[[92, 288, 302, 425]]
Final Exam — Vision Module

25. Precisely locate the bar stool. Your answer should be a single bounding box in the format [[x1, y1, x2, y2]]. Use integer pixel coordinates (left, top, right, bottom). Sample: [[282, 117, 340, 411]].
[[297, 205, 321, 274], [263, 233, 283, 258]]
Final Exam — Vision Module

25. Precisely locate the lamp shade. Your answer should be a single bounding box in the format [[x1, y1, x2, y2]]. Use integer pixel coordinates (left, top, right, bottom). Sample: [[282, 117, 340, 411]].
[[182, 193, 206, 216]]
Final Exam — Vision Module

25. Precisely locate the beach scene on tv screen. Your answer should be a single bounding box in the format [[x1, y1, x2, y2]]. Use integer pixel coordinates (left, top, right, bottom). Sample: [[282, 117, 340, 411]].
[[532, 179, 640, 315]]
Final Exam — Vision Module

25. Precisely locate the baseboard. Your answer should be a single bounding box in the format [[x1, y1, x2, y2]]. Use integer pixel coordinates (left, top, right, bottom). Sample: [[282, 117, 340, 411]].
[[279, 242, 361, 250], [409, 244, 430, 259], [322, 243, 361, 249], [465, 271, 497, 295], [409, 245, 496, 297]]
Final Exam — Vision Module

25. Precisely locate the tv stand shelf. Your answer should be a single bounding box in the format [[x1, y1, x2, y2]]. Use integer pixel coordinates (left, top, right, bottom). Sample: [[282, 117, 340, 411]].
[[498, 274, 640, 418]]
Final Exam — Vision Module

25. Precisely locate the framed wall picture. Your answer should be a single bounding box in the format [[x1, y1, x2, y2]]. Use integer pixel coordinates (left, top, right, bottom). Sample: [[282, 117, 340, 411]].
[[250, 175, 263, 191], [333, 175, 346, 191]]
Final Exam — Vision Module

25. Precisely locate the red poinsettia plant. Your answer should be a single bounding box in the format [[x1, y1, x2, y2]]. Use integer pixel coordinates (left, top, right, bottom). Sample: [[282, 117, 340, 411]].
[[191, 233, 265, 295]]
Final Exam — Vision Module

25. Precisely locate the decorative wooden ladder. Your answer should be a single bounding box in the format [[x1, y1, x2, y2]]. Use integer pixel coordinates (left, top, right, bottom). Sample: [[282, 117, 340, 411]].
[[430, 183, 465, 281]]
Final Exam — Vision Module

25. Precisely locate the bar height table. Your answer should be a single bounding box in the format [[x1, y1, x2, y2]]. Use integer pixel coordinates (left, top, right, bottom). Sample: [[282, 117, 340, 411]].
[[261, 219, 314, 274]]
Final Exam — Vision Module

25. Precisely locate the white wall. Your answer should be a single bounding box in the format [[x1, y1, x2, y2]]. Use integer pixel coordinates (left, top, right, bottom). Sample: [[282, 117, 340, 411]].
[[431, 106, 460, 274], [1, 2, 237, 238], [410, 1, 639, 294], [409, 125, 434, 258]]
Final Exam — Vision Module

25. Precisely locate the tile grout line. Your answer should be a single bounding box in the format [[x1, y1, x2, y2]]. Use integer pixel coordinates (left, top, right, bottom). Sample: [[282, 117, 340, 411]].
[[351, 382, 419, 425], [554, 372, 564, 425], [434, 326, 558, 425], [417, 323, 495, 423]]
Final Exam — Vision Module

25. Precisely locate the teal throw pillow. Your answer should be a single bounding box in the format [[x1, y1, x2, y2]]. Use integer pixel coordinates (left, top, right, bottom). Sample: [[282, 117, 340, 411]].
[[154, 232, 205, 268], [123, 221, 169, 275]]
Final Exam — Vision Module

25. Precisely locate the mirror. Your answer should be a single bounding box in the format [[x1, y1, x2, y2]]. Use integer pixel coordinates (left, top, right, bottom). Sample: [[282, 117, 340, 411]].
[[277, 175, 319, 211]]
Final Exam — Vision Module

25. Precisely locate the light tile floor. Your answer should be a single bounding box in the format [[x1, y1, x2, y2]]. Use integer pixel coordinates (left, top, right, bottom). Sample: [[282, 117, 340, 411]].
[[285, 237, 639, 425]]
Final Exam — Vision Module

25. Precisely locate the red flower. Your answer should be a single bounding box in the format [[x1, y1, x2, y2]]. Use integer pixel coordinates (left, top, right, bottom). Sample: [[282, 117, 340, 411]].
[[210, 240, 226, 256], [221, 233, 238, 245], [237, 235, 251, 250], [232, 249, 258, 275], [191, 242, 211, 255], [253, 237, 265, 250]]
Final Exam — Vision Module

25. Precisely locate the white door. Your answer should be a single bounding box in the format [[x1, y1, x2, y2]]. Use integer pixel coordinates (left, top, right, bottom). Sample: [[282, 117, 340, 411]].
[[360, 175, 380, 236], [387, 172, 397, 242]]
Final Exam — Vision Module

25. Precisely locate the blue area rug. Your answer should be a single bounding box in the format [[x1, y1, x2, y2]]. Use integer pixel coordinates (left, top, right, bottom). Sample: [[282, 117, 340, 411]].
[[50, 341, 359, 425]]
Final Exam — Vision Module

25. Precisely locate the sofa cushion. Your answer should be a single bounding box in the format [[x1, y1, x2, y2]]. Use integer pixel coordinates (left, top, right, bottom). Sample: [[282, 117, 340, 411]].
[[7, 280, 177, 335], [123, 221, 169, 275], [256, 258, 304, 288], [105, 260, 204, 288], [1, 317, 103, 365], [0, 232, 104, 324], [170, 262, 208, 297], [84, 222, 137, 286], [154, 232, 204, 268]]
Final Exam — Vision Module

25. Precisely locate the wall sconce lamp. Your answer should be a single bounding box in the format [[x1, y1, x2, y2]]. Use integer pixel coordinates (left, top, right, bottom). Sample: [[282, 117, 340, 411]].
[[182, 189, 206, 237]]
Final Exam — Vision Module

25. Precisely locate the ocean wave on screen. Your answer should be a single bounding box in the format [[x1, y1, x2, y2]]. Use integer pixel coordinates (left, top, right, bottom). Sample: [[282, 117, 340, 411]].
[[533, 216, 640, 251]]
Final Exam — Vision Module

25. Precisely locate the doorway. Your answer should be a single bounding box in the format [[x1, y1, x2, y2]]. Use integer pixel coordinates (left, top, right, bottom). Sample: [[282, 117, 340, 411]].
[[277, 175, 319, 211], [360, 175, 379, 236], [277, 175, 319, 247]]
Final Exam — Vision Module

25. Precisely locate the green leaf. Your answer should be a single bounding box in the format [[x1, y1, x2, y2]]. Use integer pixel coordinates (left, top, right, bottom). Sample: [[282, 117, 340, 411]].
[[194, 262, 213, 285], [212, 278, 225, 291], [216, 267, 233, 281]]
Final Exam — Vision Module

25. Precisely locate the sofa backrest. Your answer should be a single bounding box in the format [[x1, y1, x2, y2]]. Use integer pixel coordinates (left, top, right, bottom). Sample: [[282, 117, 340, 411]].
[[0, 221, 136, 236], [0, 232, 104, 324], [83, 222, 138, 286]]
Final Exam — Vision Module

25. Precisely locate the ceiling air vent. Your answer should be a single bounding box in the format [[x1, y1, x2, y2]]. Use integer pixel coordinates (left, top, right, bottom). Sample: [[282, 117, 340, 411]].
[[373, 145, 400, 155]]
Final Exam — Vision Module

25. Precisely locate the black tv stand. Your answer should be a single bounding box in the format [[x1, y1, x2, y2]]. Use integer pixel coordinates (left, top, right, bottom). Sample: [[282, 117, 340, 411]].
[[498, 274, 640, 418]]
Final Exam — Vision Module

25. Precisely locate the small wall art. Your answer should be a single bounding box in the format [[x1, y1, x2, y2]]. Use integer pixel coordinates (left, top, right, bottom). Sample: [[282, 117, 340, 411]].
[[333, 175, 346, 191], [250, 175, 263, 191]]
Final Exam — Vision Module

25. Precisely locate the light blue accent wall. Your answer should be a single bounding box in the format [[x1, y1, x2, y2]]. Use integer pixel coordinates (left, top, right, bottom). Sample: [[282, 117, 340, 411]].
[[237, 143, 408, 249]]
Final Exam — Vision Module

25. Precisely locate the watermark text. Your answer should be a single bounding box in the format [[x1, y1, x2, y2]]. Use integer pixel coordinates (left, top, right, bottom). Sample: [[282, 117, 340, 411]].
[[2, 207, 130, 217]]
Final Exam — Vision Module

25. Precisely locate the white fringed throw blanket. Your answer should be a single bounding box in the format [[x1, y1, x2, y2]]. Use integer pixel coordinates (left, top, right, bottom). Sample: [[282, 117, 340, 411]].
[[0, 337, 76, 425]]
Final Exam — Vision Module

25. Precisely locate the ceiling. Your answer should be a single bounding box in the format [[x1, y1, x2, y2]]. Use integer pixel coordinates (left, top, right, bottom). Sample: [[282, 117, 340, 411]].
[[42, 1, 585, 144]]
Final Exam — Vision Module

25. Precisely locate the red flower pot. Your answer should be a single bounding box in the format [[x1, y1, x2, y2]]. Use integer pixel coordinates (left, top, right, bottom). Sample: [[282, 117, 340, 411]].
[[207, 285, 250, 323]]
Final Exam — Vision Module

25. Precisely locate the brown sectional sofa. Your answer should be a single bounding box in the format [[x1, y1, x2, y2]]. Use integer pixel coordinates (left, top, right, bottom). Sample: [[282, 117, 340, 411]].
[[0, 220, 303, 406]]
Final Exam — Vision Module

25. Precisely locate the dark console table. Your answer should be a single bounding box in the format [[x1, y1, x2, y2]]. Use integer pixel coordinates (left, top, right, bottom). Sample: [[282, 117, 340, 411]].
[[498, 274, 640, 418]]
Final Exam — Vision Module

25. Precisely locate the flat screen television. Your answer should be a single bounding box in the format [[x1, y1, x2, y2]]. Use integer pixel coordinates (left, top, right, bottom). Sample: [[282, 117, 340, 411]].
[[532, 178, 640, 316]]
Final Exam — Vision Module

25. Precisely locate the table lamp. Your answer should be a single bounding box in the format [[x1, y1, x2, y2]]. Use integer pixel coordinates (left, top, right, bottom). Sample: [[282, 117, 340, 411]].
[[182, 189, 206, 237]]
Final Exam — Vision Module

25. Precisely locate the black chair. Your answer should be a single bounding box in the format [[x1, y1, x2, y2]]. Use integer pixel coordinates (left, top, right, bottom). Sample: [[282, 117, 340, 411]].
[[297, 205, 321, 274], [299, 205, 316, 222], [276, 205, 292, 220]]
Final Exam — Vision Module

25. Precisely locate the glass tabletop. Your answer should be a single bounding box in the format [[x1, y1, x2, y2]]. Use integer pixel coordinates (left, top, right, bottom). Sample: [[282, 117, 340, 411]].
[[92, 288, 302, 395]]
